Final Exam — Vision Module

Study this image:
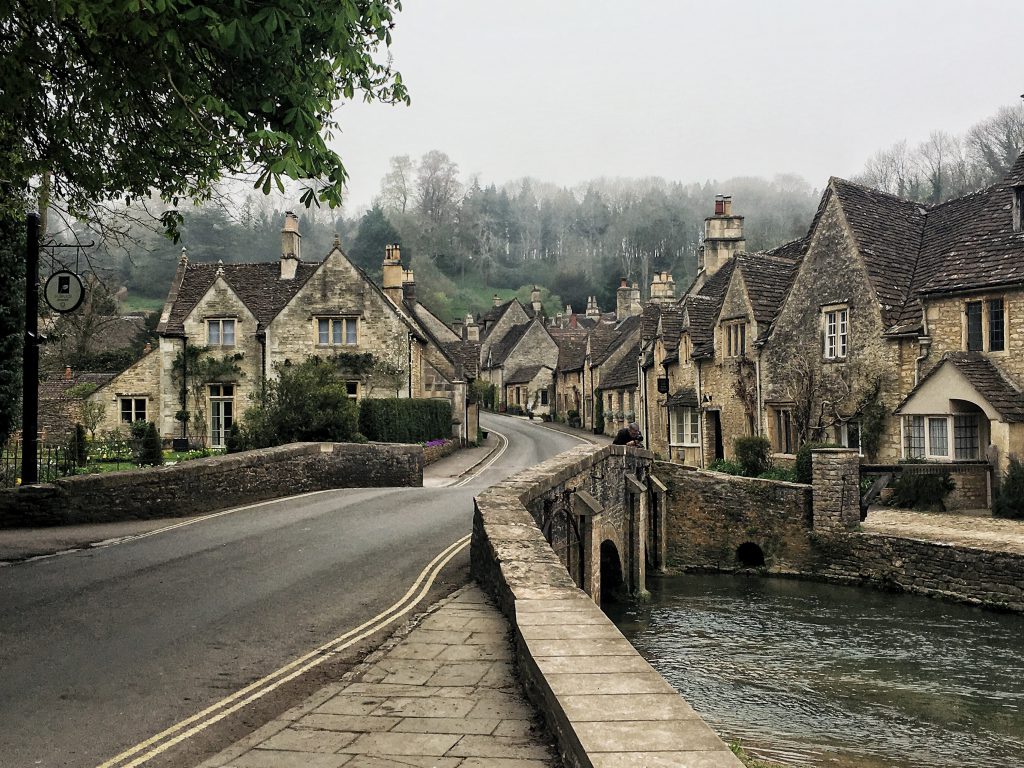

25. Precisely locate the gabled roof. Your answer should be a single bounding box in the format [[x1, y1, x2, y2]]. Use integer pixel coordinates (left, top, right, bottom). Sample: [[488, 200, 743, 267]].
[[640, 303, 661, 341], [688, 259, 736, 359], [829, 177, 928, 330], [488, 321, 532, 366], [551, 329, 588, 372], [736, 253, 799, 343], [479, 299, 527, 340], [895, 352, 1024, 423], [599, 342, 640, 390], [160, 261, 320, 335], [505, 363, 552, 385], [442, 340, 480, 378], [591, 314, 642, 367], [405, 300, 460, 344], [659, 306, 685, 354], [915, 179, 1024, 296]]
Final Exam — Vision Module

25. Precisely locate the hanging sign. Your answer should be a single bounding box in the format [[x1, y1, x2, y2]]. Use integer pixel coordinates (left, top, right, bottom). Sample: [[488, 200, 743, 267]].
[[44, 270, 85, 313]]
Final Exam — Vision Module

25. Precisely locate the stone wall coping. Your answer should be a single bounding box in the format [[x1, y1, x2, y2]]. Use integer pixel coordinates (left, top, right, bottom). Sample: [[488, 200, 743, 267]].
[[472, 445, 742, 768], [692, 466, 809, 490], [810, 447, 860, 454]]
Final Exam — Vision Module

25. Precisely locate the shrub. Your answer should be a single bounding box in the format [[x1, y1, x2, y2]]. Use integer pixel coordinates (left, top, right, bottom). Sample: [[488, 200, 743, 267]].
[[359, 398, 452, 443], [72, 423, 88, 466], [994, 456, 1024, 519], [593, 396, 604, 429], [758, 467, 797, 482], [889, 470, 955, 511], [708, 458, 743, 475], [139, 421, 164, 466], [240, 357, 359, 448], [794, 441, 841, 484], [733, 435, 772, 477], [225, 422, 244, 454]]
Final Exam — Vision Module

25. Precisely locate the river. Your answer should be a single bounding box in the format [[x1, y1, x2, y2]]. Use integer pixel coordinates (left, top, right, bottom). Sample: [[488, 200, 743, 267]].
[[606, 574, 1024, 767]]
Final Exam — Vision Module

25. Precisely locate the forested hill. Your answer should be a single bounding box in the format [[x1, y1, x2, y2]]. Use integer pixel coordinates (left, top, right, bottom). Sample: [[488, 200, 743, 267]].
[[82, 163, 819, 324]]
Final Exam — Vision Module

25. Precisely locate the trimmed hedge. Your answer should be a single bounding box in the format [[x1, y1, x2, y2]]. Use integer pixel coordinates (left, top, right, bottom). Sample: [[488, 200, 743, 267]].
[[359, 398, 452, 443]]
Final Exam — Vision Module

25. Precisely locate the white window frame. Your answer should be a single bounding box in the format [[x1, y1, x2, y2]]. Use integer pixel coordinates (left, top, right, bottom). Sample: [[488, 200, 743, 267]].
[[823, 306, 848, 360], [316, 317, 358, 346], [834, 421, 863, 456], [345, 381, 359, 400], [670, 406, 700, 447], [207, 318, 236, 347], [208, 383, 235, 448], [902, 414, 981, 461], [119, 397, 147, 425]]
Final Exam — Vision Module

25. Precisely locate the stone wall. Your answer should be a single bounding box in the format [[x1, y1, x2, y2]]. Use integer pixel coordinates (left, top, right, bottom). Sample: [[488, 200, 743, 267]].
[[471, 444, 743, 768], [88, 349, 164, 436], [0, 442, 422, 528], [655, 461, 813, 571], [809, 533, 1024, 612], [660, 453, 1023, 613]]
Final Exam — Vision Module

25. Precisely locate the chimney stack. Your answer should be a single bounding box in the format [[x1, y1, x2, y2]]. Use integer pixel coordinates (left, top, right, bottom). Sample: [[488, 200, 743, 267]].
[[493, 293, 501, 307], [382, 243, 404, 304], [464, 313, 480, 342], [616, 277, 642, 319], [402, 268, 416, 302], [586, 296, 600, 318], [694, 193, 745, 291], [531, 285, 542, 315], [280, 212, 301, 279]]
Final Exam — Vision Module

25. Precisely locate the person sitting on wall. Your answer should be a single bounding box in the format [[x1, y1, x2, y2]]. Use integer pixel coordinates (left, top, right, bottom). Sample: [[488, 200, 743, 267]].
[[613, 422, 643, 446]]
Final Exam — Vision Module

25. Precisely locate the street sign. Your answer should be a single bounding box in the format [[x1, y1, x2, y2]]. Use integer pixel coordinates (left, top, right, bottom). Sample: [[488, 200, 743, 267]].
[[43, 270, 85, 313]]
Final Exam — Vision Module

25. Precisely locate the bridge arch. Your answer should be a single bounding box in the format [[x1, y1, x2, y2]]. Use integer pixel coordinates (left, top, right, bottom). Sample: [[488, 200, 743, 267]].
[[599, 539, 625, 605]]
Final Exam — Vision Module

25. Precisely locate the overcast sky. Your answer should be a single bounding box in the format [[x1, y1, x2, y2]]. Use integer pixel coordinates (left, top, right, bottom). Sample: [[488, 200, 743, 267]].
[[331, 0, 1022, 213]]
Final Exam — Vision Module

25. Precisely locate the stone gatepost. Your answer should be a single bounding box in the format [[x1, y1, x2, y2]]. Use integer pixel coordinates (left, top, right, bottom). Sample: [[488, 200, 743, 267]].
[[811, 448, 861, 531], [625, 474, 648, 599], [573, 490, 603, 604]]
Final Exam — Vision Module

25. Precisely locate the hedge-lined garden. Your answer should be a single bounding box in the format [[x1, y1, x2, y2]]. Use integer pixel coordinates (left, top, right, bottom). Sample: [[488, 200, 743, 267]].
[[359, 398, 452, 444]]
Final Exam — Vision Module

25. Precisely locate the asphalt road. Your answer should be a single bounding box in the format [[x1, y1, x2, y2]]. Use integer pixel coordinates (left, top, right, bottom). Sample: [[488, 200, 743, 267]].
[[0, 414, 586, 768]]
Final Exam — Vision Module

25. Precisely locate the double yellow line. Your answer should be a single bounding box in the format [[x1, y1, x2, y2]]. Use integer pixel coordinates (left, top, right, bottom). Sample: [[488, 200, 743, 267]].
[[96, 533, 471, 768]]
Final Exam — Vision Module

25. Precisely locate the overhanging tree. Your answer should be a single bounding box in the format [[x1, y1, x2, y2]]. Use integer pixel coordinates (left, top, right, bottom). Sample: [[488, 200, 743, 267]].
[[1, 0, 410, 230]]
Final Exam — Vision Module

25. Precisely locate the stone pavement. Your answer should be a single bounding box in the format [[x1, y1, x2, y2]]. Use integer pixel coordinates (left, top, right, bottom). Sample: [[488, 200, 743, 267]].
[[863, 507, 1024, 555], [198, 585, 561, 768]]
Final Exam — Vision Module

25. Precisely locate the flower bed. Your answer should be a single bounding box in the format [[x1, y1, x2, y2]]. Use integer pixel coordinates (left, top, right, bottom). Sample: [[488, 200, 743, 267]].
[[422, 438, 459, 465]]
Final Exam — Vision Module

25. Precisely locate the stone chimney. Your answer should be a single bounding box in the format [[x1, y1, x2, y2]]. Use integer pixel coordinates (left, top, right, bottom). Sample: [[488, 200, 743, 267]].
[[280, 212, 301, 280], [585, 296, 600, 318], [402, 268, 415, 302], [698, 194, 744, 285], [464, 313, 480, 342], [493, 293, 501, 307], [616, 277, 643, 319], [649, 272, 676, 305], [531, 285, 542, 315], [382, 243, 404, 305], [452, 318, 464, 338]]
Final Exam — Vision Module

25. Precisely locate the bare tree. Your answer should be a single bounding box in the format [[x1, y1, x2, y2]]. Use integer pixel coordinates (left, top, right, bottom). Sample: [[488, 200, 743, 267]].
[[379, 155, 414, 214]]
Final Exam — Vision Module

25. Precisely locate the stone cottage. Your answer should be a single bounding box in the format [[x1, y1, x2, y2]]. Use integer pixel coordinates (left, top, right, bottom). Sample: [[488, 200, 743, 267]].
[[87, 215, 476, 446]]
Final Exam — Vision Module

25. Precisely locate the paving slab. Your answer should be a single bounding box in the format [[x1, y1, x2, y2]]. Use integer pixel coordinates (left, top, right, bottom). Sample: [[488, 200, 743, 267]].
[[202, 585, 561, 768]]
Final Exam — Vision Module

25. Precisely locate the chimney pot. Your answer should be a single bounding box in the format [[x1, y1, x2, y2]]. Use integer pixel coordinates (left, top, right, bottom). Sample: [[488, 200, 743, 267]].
[[714, 195, 725, 216]]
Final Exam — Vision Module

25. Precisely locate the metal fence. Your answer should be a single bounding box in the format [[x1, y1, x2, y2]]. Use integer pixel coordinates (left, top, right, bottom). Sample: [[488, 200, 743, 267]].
[[0, 438, 80, 488]]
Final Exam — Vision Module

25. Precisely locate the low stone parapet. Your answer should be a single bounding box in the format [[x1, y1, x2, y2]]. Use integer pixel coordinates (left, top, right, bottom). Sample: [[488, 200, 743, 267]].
[[472, 443, 743, 768], [0, 442, 423, 528]]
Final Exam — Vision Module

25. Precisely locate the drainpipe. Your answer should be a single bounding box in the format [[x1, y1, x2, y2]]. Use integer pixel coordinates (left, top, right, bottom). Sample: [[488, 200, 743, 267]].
[[696, 361, 704, 468], [640, 354, 650, 450], [257, 332, 267, 393], [407, 333, 413, 397], [180, 337, 188, 439], [914, 337, 932, 386], [663, 362, 672, 461], [754, 349, 763, 436]]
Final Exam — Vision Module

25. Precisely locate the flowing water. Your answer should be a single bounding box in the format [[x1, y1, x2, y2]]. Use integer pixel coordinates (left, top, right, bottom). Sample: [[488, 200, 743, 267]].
[[606, 574, 1024, 767]]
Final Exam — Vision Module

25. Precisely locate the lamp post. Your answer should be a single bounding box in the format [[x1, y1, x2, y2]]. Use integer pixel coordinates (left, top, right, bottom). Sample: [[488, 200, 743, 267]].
[[21, 212, 40, 485]]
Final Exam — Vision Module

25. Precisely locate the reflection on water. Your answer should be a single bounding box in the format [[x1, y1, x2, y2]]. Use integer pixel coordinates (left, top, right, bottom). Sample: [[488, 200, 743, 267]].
[[606, 575, 1024, 767]]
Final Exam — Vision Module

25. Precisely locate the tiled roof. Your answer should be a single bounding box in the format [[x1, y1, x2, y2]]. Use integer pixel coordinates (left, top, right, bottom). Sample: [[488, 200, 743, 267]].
[[442, 340, 480, 378], [406, 301, 460, 344], [551, 330, 588, 372], [895, 352, 1024, 423], [39, 372, 117, 401], [829, 178, 928, 330], [1006, 152, 1024, 187], [915, 179, 1024, 296], [689, 259, 736, 359], [736, 253, 798, 342], [665, 387, 698, 408], [506, 364, 552, 385], [762, 237, 807, 262], [599, 342, 639, 390], [479, 299, 518, 339], [641, 304, 661, 341], [660, 307, 685, 353], [161, 261, 319, 334], [488, 322, 532, 366], [592, 314, 642, 367]]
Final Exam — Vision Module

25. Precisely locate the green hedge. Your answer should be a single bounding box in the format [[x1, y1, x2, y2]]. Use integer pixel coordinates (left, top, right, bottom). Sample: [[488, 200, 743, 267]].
[[359, 398, 452, 443]]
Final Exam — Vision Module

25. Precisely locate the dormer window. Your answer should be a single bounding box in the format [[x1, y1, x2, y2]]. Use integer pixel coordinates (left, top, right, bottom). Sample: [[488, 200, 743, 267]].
[[207, 318, 236, 346]]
